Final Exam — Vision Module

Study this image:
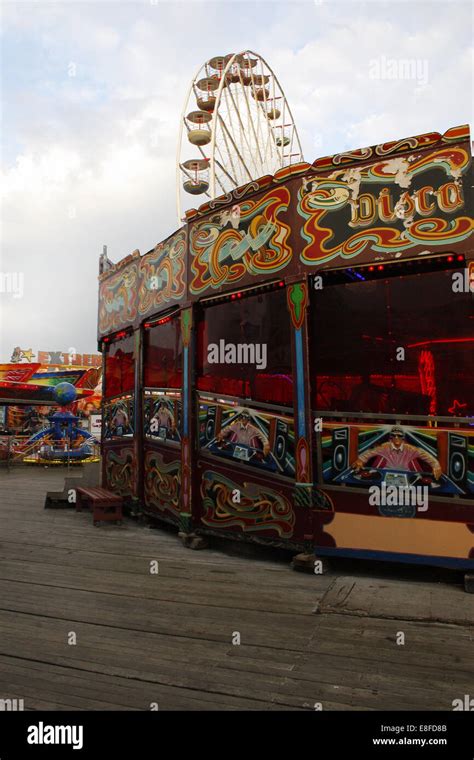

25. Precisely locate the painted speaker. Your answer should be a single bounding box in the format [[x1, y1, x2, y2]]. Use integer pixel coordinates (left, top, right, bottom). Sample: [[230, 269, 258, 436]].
[[447, 433, 468, 490], [274, 419, 288, 465], [332, 427, 349, 473], [204, 406, 217, 442]]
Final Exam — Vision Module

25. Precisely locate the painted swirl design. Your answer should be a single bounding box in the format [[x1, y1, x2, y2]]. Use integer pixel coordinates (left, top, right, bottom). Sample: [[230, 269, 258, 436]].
[[200, 471, 294, 536]]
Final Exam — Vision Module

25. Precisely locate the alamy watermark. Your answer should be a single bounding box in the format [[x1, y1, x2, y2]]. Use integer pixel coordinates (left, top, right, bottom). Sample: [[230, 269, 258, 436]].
[[369, 483, 428, 511], [0, 698, 24, 711], [452, 695, 474, 710], [0, 272, 24, 299], [452, 268, 474, 293], [369, 56, 429, 87], [27, 722, 83, 750], [207, 340, 267, 370]]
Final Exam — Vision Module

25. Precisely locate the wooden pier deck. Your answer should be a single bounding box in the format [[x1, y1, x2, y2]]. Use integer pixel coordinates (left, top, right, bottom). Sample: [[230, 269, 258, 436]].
[[0, 467, 473, 711]]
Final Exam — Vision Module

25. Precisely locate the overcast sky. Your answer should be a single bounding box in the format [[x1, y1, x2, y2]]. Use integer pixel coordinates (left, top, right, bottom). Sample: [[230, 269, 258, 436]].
[[1, 0, 472, 362]]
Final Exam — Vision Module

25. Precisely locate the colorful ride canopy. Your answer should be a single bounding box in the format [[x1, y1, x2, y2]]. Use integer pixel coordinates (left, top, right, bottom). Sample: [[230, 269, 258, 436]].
[[0, 363, 95, 405]]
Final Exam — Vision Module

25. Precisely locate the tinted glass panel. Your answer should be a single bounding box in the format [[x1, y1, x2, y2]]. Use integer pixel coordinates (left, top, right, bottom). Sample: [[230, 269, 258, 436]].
[[311, 268, 473, 417], [144, 317, 183, 389], [197, 288, 293, 406], [104, 335, 135, 398]]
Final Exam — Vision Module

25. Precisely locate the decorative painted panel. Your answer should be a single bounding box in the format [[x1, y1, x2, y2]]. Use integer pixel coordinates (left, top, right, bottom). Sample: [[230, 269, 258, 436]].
[[144, 390, 182, 444], [138, 230, 186, 317], [103, 444, 136, 498], [198, 396, 295, 478], [189, 186, 292, 295], [144, 447, 181, 520], [298, 145, 473, 267], [200, 469, 294, 537], [98, 260, 139, 336], [320, 422, 474, 508], [103, 395, 134, 439]]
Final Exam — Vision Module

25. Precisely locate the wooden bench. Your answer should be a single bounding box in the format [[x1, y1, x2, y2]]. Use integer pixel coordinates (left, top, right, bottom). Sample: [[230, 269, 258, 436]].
[[45, 462, 101, 509], [75, 486, 123, 527]]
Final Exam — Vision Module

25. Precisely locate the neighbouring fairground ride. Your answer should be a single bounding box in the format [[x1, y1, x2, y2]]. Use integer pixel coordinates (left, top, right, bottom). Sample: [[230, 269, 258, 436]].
[[0, 382, 100, 465], [176, 50, 304, 221], [22, 384, 99, 465]]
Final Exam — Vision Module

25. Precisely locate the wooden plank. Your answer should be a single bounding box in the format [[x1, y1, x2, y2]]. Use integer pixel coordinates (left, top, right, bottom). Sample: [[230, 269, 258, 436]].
[[0, 609, 468, 711], [0, 579, 316, 652], [0, 541, 324, 592], [0, 656, 279, 711], [0, 560, 322, 615], [318, 576, 474, 625]]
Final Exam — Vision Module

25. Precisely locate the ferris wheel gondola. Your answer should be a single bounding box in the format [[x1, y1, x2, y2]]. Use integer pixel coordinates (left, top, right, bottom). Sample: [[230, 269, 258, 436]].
[[176, 50, 304, 222]]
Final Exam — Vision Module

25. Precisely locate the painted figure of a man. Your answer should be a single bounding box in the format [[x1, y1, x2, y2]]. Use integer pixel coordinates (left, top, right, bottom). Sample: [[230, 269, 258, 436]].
[[352, 425, 442, 479], [150, 401, 176, 437], [111, 407, 130, 437], [218, 408, 270, 456]]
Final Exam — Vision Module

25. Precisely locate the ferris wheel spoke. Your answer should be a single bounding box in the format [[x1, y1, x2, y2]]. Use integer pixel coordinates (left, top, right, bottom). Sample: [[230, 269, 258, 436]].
[[209, 130, 231, 195], [278, 91, 286, 166], [215, 126, 239, 188], [261, 114, 276, 171], [214, 157, 239, 189], [235, 70, 262, 176], [248, 61, 267, 174], [221, 84, 248, 185], [262, 104, 278, 170], [288, 125, 295, 166], [261, 80, 277, 161], [225, 80, 262, 180], [217, 113, 253, 182], [220, 93, 250, 186], [259, 80, 273, 174], [239, 79, 264, 174], [224, 80, 257, 184], [213, 166, 230, 196], [214, 136, 239, 188], [251, 59, 278, 176], [260, 68, 277, 173]]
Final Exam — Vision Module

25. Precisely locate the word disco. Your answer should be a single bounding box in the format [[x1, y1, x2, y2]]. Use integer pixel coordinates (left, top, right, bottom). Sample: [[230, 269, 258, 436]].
[[348, 182, 464, 229]]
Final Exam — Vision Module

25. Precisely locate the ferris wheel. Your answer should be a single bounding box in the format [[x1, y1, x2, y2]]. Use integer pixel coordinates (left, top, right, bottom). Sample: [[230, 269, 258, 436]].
[[176, 50, 304, 222]]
